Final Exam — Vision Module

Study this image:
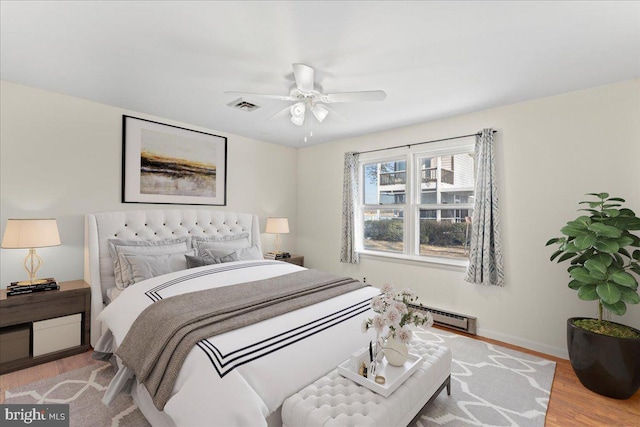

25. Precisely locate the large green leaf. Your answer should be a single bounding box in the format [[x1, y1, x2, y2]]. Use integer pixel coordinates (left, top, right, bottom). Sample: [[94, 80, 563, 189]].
[[588, 223, 622, 238], [607, 197, 626, 203], [550, 250, 563, 262], [632, 264, 640, 276], [577, 284, 599, 300], [596, 282, 622, 304], [602, 300, 627, 316], [561, 225, 588, 237], [570, 267, 599, 284], [584, 258, 607, 275], [611, 271, 638, 289], [557, 252, 577, 263], [546, 237, 560, 246], [603, 209, 620, 218], [594, 239, 620, 254], [592, 253, 613, 267], [616, 236, 634, 247], [620, 287, 640, 304], [573, 234, 597, 250], [568, 279, 583, 290]]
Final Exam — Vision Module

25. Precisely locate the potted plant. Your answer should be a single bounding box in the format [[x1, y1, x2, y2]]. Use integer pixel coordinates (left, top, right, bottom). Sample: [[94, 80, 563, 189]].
[[546, 192, 640, 399]]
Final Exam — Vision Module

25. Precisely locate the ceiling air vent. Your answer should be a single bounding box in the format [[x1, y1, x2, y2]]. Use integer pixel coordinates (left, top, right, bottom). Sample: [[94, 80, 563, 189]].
[[227, 98, 260, 112]]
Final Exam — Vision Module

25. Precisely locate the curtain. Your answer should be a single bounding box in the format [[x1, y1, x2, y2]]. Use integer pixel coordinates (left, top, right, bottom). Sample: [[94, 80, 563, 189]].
[[465, 128, 505, 286], [340, 152, 360, 264]]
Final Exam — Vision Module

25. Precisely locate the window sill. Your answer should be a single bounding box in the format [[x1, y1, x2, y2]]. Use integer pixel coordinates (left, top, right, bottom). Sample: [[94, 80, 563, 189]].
[[358, 250, 469, 270]]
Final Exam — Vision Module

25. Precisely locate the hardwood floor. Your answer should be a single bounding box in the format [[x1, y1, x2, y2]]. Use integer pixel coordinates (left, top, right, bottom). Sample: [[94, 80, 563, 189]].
[[1, 332, 638, 426]]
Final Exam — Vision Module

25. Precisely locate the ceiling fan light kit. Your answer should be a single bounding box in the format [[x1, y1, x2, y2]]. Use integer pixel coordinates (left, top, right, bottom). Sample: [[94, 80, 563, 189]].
[[226, 63, 386, 137]]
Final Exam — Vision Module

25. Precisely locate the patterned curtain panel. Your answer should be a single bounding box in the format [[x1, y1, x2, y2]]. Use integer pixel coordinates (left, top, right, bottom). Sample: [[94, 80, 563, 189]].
[[465, 129, 505, 286], [340, 152, 360, 264]]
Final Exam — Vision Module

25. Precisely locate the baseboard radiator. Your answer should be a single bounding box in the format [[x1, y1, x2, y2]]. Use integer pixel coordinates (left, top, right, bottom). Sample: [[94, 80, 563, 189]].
[[409, 304, 477, 335]]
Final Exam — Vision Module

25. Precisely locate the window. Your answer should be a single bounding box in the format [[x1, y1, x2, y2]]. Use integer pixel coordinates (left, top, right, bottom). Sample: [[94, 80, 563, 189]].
[[359, 141, 475, 264]]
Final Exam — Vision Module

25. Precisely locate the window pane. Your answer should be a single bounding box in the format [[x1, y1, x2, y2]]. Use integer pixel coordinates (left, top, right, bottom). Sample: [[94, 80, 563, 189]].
[[363, 208, 404, 253], [418, 153, 474, 195], [364, 160, 406, 205], [418, 209, 473, 259]]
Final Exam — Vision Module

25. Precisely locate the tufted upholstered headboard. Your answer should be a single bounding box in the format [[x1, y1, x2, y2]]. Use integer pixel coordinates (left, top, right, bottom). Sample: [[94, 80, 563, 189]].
[[84, 209, 261, 346]]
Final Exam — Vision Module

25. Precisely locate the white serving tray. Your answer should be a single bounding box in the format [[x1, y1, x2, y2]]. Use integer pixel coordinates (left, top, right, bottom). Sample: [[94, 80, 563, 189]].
[[337, 352, 423, 397]]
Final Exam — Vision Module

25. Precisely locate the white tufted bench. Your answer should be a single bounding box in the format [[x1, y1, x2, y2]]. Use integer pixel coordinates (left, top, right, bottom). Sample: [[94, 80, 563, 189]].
[[282, 340, 451, 427]]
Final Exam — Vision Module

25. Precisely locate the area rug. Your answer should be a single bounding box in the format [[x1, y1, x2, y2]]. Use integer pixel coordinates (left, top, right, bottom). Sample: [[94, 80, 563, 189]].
[[4, 362, 149, 427], [415, 329, 556, 427], [5, 330, 555, 427]]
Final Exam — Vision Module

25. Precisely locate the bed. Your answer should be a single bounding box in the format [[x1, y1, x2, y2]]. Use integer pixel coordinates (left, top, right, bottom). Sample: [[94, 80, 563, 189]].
[[84, 209, 380, 426]]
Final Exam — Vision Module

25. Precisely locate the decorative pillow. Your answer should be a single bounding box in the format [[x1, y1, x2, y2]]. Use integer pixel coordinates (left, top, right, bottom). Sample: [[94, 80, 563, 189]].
[[185, 252, 238, 268], [121, 250, 195, 284], [108, 237, 191, 289], [203, 245, 263, 262], [193, 233, 250, 255]]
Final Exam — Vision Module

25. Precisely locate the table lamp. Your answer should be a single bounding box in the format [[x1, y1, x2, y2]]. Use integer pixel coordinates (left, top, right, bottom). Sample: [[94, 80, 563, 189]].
[[265, 217, 289, 253], [1, 218, 61, 285]]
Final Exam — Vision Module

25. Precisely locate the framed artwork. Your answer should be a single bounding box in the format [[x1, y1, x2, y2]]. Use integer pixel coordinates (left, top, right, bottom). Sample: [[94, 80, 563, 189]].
[[122, 115, 227, 205]]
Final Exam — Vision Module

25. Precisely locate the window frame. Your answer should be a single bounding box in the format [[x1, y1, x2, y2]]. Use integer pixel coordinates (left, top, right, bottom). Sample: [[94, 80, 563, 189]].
[[357, 138, 475, 267]]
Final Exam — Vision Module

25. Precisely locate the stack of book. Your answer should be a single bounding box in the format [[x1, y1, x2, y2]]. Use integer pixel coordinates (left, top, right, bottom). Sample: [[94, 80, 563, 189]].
[[264, 252, 291, 260], [6, 278, 59, 296]]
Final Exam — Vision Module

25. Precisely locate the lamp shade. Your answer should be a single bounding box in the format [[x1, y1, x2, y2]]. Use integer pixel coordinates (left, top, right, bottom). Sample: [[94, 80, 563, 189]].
[[265, 217, 289, 234], [1, 219, 61, 249]]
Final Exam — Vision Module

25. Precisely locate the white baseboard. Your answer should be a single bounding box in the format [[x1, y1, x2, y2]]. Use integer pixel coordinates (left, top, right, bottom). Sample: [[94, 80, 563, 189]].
[[476, 327, 569, 360]]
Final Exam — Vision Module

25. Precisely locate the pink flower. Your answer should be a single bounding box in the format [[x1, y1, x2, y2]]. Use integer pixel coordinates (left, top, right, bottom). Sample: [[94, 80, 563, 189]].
[[371, 295, 385, 312], [423, 312, 434, 328], [401, 288, 415, 298], [381, 283, 394, 295], [372, 315, 385, 334], [396, 327, 412, 344], [393, 301, 408, 315], [385, 308, 401, 326]]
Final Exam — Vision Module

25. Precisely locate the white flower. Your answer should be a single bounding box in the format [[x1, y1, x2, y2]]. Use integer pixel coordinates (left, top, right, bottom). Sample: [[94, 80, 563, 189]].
[[385, 307, 401, 326], [396, 327, 412, 344], [371, 295, 385, 312], [381, 283, 394, 295], [372, 315, 386, 334]]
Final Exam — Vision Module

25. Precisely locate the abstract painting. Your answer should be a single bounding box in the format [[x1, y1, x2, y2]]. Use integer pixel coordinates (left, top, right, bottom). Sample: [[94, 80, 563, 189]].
[[122, 116, 227, 205]]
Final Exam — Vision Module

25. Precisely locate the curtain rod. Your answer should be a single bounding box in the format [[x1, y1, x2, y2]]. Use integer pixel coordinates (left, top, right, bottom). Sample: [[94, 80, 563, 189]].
[[355, 130, 498, 155]]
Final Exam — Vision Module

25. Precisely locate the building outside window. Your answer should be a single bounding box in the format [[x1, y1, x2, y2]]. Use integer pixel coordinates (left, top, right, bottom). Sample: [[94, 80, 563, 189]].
[[359, 140, 475, 264]]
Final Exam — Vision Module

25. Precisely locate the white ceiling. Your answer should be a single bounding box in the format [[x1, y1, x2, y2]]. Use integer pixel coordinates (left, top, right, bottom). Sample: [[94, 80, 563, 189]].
[[1, 1, 639, 148]]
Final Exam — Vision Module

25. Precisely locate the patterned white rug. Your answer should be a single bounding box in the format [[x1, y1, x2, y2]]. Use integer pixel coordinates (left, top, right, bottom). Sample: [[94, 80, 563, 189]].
[[4, 362, 149, 427], [4, 330, 555, 427], [416, 329, 556, 427]]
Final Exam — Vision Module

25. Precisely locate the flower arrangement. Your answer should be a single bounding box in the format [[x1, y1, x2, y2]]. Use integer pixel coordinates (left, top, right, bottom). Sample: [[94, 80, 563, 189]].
[[362, 284, 434, 345]]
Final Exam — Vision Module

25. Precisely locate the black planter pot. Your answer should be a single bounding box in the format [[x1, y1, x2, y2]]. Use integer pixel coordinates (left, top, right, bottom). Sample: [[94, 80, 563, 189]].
[[567, 317, 640, 399]]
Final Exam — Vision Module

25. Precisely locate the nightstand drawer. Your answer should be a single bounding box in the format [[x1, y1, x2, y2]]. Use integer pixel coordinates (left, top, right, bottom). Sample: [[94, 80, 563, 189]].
[[33, 314, 82, 357], [0, 293, 86, 327]]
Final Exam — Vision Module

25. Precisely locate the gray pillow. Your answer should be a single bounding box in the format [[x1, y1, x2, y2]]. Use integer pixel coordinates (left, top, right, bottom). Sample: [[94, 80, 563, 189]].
[[203, 245, 263, 261], [108, 237, 191, 289], [185, 251, 239, 268], [193, 233, 250, 255], [121, 250, 195, 284]]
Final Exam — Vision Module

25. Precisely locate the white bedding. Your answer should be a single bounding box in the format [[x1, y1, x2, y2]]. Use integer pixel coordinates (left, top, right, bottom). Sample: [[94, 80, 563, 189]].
[[98, 259, 380, 426]]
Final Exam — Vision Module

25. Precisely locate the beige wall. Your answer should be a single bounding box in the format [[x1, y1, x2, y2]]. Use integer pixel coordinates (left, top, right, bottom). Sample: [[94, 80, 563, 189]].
[[0, 81, 298, 286], [296, 79, 640, 358]]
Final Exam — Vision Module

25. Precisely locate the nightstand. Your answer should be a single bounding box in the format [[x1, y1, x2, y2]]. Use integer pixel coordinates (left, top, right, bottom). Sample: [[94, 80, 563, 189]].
[[281, 255, 304, 267], [0, 280, 91, 374]]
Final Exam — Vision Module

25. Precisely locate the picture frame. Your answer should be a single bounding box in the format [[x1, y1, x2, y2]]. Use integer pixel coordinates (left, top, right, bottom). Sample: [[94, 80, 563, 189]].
[[122, 115, 227, 206]]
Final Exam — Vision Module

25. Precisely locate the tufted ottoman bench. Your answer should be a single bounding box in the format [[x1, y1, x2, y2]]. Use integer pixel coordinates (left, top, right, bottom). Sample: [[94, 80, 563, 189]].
[[282, 340, 451, 427]]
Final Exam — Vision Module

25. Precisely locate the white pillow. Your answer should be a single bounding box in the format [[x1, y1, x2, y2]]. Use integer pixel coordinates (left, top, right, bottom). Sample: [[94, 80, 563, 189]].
[[121, 250, 196, 284], [193, 233, 251, 254], [108, 237, 191, 289]]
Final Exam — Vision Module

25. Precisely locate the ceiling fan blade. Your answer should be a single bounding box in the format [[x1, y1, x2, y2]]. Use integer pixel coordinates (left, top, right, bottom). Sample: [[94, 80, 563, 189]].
[[225, 91, 297, 102], [292, 63, 314, 93], [266, 105, 292, 121], [322, 90, 387, 103], [322, 104, 349, 121]]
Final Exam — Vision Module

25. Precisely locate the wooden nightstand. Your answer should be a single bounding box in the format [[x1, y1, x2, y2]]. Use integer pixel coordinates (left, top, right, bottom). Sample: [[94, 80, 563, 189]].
[[0, 280, 91, 374], [281, 255, 304, 267]]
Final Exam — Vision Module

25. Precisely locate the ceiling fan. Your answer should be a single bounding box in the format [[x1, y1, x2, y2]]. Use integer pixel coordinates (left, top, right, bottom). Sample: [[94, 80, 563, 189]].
[[226, 63, 386, 127]]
